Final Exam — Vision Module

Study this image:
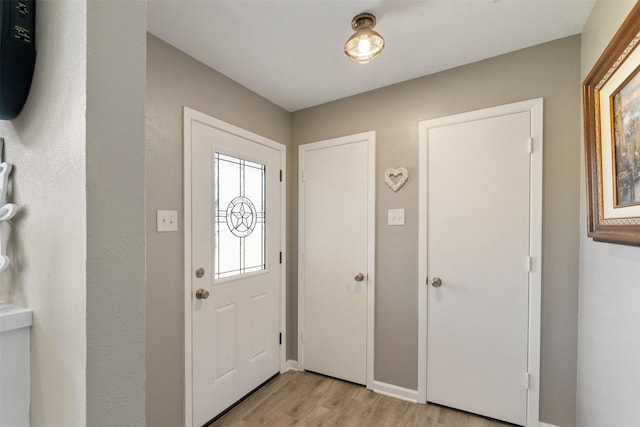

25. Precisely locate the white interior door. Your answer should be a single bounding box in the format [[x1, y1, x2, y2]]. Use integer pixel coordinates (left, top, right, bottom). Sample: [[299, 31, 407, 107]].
[[298, 132, 375, 386], [419, 100, 543, 426], [186, 110, 284, 427]]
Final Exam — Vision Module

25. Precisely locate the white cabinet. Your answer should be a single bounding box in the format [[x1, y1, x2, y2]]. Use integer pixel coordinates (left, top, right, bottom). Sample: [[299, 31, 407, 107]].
[[0, 303, 32, 427]]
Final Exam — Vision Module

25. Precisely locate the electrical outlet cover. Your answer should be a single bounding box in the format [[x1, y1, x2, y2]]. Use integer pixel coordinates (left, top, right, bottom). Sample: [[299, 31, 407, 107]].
[[387, 208, 405, 226], [157, 210, 178, 232]]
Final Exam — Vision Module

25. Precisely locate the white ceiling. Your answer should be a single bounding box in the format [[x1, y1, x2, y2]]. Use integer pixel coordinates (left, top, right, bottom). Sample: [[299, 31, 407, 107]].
[[147, 0, 595, 112]]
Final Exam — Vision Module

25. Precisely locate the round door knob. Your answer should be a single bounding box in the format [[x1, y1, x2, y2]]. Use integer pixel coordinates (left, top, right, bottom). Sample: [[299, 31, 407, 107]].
[[354, 273, 365, 282], [195, 288, 210, 299], [195, 268, 205, 278], [431, 277, 442, 288]]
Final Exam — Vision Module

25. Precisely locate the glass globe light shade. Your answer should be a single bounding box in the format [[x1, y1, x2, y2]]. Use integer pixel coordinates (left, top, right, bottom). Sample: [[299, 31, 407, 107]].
[[344, 13, 385, 64]]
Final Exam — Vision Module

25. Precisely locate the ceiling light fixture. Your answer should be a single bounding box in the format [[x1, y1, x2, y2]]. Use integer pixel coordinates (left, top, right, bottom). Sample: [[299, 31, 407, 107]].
[[344, 12, 384, 64]]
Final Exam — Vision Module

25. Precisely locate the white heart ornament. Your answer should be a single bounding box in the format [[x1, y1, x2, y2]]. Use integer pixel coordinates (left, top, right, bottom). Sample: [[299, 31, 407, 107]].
[[385, 167, 409, 192]]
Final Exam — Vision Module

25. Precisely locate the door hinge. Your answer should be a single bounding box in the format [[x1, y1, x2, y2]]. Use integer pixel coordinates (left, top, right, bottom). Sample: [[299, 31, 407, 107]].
[[279, 169, 283, 182], [528, 137, 534, 154], [302, 169, 307, 182], [279, 332, 282, 345], [301, 253, 306, 264], [525, 372, 531, 389], [526, 256, 532, 272], [300, 331, 304, 344], [279, 251, 283, 264]]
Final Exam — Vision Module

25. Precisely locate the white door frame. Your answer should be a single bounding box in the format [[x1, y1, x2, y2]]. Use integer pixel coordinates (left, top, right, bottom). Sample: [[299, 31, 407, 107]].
[[417, 98, 543, 427], [183, 107, 287, 427], [297, 131, 376, 389]]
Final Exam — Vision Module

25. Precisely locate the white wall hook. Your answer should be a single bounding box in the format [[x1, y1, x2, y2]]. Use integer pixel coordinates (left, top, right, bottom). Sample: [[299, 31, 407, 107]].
[[0, 255, 10, 272], [0, 203, 17, 221], [0, 162, 11, 205], [0, 162, 18, 272]]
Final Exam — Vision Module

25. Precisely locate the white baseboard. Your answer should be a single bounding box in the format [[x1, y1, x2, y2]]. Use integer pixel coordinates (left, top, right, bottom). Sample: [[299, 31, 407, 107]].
[[539, 423, 560, 427], [372, 380, 419, 403], [285, 360, 298, 372]]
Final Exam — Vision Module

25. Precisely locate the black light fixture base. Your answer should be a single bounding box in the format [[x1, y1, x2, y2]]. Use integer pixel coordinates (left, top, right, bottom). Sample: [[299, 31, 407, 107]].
[[0, 0, 36, 120], [351, 12, 376, 31]]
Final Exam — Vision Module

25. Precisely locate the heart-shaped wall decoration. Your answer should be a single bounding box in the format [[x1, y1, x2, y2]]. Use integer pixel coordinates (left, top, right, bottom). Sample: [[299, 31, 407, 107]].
[[385, 167, 409, 192]]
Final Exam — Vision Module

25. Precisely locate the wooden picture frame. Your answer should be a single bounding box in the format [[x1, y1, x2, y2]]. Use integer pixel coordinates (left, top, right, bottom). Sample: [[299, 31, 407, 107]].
[[583, 3, 640, 246]]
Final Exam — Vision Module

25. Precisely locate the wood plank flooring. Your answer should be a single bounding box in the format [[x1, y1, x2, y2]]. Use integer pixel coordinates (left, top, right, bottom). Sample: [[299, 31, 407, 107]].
[[209, 371, 515, 427]]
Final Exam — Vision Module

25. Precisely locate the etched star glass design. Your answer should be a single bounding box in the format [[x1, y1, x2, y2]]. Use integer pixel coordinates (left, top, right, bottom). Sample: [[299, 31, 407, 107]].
[[226, 196, 257, 237]]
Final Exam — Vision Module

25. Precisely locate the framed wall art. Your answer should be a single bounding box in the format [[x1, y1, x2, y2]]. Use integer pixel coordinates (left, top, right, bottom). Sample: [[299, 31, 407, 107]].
[[583, 3, 640, 246]]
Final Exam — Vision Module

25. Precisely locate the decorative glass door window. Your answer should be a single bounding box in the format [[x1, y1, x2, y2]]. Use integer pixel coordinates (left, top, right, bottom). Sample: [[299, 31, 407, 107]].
[[214, 153, 266, 280]]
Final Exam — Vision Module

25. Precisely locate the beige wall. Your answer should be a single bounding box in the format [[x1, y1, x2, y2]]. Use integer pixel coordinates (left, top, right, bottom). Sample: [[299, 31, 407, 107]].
[[578, 2, 640, 426], [291, 36, 581, 426], [0, 2, 147, 425], [86, 1, 147, 425], [145, 34, 291, 426], [0, 2, 88, 425]]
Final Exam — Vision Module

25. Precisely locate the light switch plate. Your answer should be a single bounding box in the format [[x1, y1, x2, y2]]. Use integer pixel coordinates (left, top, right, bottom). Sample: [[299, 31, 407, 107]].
[[388, 208, 405, 226], [157, 210, 178, 232]]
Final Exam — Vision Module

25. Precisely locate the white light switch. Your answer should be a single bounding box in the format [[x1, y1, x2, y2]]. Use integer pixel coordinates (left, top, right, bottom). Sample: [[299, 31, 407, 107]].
[[157, 210, 178, 232], [388, 208, 405, 226]]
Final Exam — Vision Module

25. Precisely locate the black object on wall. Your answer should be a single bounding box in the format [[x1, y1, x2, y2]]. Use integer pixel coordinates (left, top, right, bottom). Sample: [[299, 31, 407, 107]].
[[0, 1, 36, 120]]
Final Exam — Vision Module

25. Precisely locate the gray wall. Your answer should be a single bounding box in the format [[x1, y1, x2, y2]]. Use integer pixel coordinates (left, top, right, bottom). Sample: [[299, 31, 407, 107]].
[[291, 36, 581, 427], [578, 2, 640, 426], [145, 34, 291, 427], [0, 2, 88, 425], [86, 1, 147, 426]]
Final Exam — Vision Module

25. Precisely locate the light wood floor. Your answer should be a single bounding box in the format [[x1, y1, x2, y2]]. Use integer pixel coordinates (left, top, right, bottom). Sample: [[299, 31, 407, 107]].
[[209, 371, 515, 427]]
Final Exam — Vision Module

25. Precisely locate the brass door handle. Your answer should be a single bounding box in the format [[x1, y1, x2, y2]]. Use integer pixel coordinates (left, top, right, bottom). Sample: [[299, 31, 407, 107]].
[[195, 288, 210, 299], [354, 273, 365, 282]]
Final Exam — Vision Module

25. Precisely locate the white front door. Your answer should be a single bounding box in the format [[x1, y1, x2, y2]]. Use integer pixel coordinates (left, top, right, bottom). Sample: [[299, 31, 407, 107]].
[[185, 109, 285, 427], [298, 132, 375, 387], [418, 100, 543, 426]]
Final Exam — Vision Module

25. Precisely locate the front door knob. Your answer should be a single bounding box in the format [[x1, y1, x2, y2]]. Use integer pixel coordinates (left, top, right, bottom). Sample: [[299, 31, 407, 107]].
[[195, 288, 210, 299], [431, 277, 442, 287], [354, 273, 365, 282]]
